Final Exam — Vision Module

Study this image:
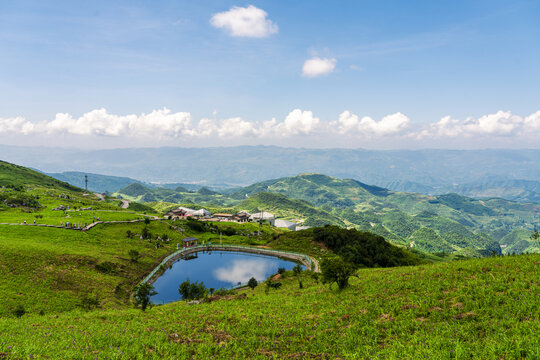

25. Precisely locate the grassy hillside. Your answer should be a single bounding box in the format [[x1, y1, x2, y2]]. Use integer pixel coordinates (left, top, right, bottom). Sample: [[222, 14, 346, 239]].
[[108, 173, 540, 255], [237, 192, 345, 227], [0, 254, 537, 359], [0, 160, 80, 192]]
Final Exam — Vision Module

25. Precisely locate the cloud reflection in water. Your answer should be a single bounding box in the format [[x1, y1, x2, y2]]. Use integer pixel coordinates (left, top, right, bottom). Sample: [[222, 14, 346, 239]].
[[214, 259, 274, 284]]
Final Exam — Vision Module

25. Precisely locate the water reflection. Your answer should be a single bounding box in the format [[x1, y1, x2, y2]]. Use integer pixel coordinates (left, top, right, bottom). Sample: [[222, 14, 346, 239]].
[[214, 259, 274, 284], [150, 251, 302, 304]]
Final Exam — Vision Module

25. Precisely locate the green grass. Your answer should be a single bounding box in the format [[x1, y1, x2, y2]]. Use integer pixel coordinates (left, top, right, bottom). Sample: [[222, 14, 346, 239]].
[[0, 254, 537, 359]]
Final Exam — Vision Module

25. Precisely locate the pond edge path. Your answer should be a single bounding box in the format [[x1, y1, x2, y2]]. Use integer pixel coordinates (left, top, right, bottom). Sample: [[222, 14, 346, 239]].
[[142, 244, 320, 285]]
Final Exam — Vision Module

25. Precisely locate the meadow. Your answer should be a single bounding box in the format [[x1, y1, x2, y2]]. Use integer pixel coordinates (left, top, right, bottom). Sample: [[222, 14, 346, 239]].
[[0, 254, 537, 359], [0, 164, 538, 359]]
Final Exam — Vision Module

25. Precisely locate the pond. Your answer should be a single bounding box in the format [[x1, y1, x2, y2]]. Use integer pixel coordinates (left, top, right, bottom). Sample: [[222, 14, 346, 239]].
[[150, 250, 303, 304]]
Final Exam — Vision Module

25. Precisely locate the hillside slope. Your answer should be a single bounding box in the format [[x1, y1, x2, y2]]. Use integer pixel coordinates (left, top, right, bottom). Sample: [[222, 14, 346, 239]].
[[0, 160, 80, 192], [0, 254, 537, 359]]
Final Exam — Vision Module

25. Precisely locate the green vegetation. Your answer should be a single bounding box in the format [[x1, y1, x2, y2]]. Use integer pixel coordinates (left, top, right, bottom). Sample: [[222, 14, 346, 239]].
[[0, 161, 538, 358], [134, 283, 157, 311], [178, 279, 207, 301], [0, 254, 537, 359], [110, 172, 539, 255]]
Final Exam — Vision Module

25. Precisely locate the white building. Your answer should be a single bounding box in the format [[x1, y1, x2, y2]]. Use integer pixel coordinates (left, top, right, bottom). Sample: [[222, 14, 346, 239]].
[[249, 211, 275, 226], [274, 219, 297, 231]]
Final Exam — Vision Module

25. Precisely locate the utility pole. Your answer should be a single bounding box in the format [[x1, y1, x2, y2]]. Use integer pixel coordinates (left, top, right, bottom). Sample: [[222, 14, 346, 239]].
[[84, 174, 88, 192]]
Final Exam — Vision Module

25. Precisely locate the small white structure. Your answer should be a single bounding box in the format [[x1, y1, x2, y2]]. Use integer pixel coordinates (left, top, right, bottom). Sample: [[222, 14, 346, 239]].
[[249, 211, 275, 226], [274, 219, 297, 231], [177, 206, 211, 218]]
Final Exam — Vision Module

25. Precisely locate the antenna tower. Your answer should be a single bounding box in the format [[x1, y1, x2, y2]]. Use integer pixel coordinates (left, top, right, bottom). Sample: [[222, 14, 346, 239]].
[[84, 174, 88, 192]]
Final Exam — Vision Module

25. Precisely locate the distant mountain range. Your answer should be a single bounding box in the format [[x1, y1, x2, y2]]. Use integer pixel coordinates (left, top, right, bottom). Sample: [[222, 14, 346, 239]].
[[2, 145, 540, 204], [108, 172, 539, 256], [1, 158, 538, 255], [46, 171, 205, 194]]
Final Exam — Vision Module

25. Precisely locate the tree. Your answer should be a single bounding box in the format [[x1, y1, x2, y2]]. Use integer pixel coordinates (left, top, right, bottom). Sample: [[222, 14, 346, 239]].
[[134, 283, 157, 311], [128, 249, 140, 262], [277, 267, 286, 275], [247, 277, 258, 290], [321, 256, 356, 290], [531, 230, 540, 247], [178, 279, 207, 301], [144, 217, 151, 225], [141, 226, 151, 239], [292, 264, 303, 275]]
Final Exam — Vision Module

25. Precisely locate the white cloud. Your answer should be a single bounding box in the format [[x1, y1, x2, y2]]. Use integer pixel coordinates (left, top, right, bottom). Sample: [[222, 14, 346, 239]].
[[278, 109, 320, 135], [3, 108, 540, 145], [210, 5, 278, 38], [420, 110, 530, 138], [336, 111, 410, 136], [302, 57, 336, 78], [0, 116, 35, 134], [217, 117, 255, 137], [523, 110, 540, 132]]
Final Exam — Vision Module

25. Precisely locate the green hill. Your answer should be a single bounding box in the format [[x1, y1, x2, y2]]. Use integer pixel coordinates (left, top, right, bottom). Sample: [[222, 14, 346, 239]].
[[103, 172, 539, 255], [0, 253, 537, 359], [233, 174, 539, 255], [237, 192, 344, 227], [0, 160, 80, 192]]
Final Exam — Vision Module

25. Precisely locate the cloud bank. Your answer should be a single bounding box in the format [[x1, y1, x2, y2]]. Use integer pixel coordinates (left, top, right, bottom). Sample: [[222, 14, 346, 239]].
[[210, 5, 278, 38], [1, 108, 539, 146]]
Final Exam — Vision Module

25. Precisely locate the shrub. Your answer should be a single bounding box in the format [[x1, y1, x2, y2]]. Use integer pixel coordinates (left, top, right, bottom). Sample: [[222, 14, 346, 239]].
[[247, 277, 258, 290], [95, 262, 116, 274], [178, 279, 207, 301], [186, 218, 205, 232], [277, 267, 286, 275], [13, 304, 25, 318], [128, 249, 140, 262], [213, 288, 235, 296], [80, 294, 101, 311], [293, 264, 303, 275], [321, 256, 356, 290], [134, 283, 157, 311]]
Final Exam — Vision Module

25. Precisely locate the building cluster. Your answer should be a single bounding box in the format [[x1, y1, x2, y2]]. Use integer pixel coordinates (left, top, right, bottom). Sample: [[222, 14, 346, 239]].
[[164, 206, 308, 231]]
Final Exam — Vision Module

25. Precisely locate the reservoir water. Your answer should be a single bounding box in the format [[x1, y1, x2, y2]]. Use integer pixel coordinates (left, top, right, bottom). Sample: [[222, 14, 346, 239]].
[[150, 250, 303, 304]]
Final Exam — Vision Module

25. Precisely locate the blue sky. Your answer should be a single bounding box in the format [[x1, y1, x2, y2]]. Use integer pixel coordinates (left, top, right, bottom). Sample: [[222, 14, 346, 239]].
[[0, 0, 539, 148]]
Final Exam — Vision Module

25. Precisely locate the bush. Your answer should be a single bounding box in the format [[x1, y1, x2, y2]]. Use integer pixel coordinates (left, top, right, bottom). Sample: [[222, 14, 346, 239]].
[[80, 294, 101, 311], [128, 249, 140, 262], [95, 261, 116, 274], [213, 288, 235, 296], [321, 256, 356, 290], [134, 283, 157, 311], [277, 267, 286, 275], [178, 279, 207, 301], [247, 277, 258, 290], [186, 218, 205, 232], [293, 264, 303, 275], [13, 304, 25, 318]]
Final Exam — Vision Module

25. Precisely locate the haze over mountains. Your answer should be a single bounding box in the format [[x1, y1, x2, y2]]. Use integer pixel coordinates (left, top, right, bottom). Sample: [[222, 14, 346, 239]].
[[3, 145, 540, 204]]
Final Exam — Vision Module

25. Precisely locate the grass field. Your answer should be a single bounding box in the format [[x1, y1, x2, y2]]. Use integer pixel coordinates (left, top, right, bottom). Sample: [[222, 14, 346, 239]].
[[0, 254, 537, 359], [0, 164, 538, 359]]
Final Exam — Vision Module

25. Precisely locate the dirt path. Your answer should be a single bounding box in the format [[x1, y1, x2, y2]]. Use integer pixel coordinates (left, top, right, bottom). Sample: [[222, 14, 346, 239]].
[[120, 199, 130, 209], [94, 193, 105, 201]]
